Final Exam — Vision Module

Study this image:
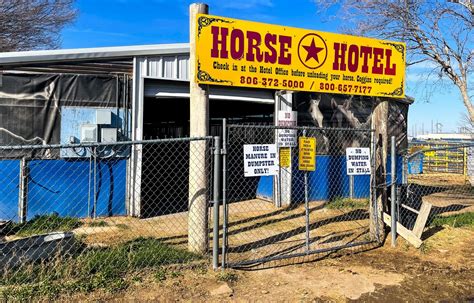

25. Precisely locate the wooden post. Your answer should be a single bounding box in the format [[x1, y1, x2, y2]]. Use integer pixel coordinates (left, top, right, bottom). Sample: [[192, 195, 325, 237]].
[[370, 98, 389, 242], [188, 2, 210, 254]]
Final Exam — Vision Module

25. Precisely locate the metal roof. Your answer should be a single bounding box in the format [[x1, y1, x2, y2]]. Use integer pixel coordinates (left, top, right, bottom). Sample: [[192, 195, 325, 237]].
[[0, 43, 190, 66]]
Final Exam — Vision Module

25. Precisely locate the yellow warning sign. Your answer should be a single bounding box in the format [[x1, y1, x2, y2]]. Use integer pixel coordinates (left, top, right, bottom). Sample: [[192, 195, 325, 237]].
[[298, 137, 316, 171], [280, 147, 291, 168]]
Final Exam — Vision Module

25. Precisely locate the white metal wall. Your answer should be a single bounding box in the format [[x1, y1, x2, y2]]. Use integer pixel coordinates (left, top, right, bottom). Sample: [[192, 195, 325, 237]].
[[138, 55, 190, 80]]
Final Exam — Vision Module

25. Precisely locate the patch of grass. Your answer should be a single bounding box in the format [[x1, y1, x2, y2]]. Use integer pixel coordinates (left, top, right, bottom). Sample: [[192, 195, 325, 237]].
[[217, 271, 239, 283], [154, 268, 167, 282], [429, 212, 474, 228], [11, 214, 82, 237], [326, 197, 369, 210], [116, 223, 130, 230], [88, 220, 108, 227], [0, 237, 201, 300], [419, 242, 431, 254]]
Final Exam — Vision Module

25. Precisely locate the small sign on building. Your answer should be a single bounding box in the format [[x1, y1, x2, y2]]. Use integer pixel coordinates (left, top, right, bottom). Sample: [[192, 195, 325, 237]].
[[243, 144, 279, 177], [346, 147, 371, 175], [277, 110, 297, 147], [280, 147, 291, 168], [298, 137, 316, 171]]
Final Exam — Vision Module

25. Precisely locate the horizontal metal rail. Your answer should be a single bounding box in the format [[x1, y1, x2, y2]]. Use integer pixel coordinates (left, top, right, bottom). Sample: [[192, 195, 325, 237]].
[[0, 136, 214, 151], [227, 124, 374, 132]]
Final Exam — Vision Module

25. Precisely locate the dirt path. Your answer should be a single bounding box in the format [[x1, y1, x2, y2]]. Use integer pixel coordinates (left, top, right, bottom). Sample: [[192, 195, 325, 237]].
[[64, 225, 473, 302]]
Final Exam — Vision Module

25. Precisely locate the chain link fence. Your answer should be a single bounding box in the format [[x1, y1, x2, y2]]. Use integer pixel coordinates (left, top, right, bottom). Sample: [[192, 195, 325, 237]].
[[3, 125, 472, 292], [0, 137, 215, 293], [221, 124, 378, 267], [400, 144, 474, 235]]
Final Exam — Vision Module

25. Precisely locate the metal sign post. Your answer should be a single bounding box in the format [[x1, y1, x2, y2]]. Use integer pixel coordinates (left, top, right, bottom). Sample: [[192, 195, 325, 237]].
[[304, 170, 310, 251], [391, 136, 397, 247], [349, 175, 354, 199], [298, 132, 316, 251]]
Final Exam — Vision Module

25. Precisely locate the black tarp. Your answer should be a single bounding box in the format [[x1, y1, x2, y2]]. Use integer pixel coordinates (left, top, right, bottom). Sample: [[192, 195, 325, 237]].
[[0, 73, 128, 147]]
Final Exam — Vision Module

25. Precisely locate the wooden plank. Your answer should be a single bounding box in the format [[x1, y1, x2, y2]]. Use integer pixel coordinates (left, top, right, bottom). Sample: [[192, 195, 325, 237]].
[[412, 202, 432, 238], [383, 213, 423, 248], [400, 203, 420, 215]]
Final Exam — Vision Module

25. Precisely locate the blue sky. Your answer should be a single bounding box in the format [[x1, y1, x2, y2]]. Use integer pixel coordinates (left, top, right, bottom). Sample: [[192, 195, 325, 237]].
[[61, 0, 466, 134]]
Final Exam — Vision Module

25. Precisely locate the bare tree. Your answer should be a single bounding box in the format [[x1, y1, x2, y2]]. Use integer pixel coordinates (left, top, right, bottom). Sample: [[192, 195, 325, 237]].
[[0, 0, 77, 52], [314, 0, 473, 121], [457, 112, 474, 133]]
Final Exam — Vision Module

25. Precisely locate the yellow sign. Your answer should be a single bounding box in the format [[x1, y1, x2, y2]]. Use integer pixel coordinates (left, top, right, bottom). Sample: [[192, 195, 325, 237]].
[[280, 147, 291, 168], [298, 137, 316, 171], [195, 14, 405, 98]]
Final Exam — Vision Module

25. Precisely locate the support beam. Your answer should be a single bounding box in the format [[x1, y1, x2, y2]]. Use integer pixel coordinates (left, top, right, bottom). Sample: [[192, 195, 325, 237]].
[[383, 213, 422, 248], [370, 98, 389, 242], [412, 202, 432, 239], [188, 2, 210, 254]]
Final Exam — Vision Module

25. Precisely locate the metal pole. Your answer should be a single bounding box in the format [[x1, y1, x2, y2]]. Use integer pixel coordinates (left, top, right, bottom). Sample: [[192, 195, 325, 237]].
[[18, 157, 29, 224], [304, 171, 310, 251], [88, 151, 92, 218], [349, 175, 354, 199], [391, 136, 397, 247], [221, 119, 228, 269], [212, 136, 221, 270], [93, 146, 97, 219], [303, 129, 310, 251]]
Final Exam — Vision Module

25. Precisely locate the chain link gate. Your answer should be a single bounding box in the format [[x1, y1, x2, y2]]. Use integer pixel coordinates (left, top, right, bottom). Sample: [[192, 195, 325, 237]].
[[220, 124, 379, 267]]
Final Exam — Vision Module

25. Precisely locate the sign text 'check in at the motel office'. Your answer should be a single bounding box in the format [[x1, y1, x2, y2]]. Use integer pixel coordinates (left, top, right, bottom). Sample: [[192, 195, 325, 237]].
[[195, 14, 405, 98]]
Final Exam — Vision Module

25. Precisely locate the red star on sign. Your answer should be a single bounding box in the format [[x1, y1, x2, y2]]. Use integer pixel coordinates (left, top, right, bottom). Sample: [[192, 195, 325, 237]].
[[303, 38, 324, 63]]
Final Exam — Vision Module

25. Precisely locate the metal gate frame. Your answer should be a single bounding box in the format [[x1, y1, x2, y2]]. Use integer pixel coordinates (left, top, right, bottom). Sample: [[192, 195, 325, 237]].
[[219, 122, 379, 268]]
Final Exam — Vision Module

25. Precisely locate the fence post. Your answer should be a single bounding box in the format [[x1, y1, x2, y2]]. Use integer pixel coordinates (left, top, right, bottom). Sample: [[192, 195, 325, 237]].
[[212, 136, 221, 270], [188, 2, 210, 254], [303, 129, 310, 251], [349, 175, 354, 199], [221, 119, 228, 268], [18, 157, 29, 224], [391, 136, 397, 247]]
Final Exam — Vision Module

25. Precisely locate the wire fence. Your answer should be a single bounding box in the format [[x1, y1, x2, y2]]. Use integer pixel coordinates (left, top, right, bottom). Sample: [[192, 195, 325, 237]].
[[1, 128, 473, 293], [0, 137, 215, 291], [221, 124, 378, 267], [401, 144, 474, 235]]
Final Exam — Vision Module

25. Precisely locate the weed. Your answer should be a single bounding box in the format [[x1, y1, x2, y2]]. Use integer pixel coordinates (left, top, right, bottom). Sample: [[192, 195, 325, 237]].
[[116, 223, 130, 230], [403, 242, 411, 252], [429, 212, 474, 228], [217, 270, 239, 283], [10, 214, 82, 237], [169, 270, 182, 278], [88, 220, 108, 227], [419, 242, 431, 254], [326, 197, 369, 210], [154, 268, 167, 282]]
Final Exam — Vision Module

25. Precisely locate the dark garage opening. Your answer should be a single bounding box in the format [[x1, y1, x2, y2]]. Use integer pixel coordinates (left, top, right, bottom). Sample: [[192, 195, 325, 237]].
[[140, 96, 274, 217]]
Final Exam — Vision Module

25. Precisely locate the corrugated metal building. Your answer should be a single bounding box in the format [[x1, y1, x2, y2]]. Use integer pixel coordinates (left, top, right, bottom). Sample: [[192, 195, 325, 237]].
[[0, 44, 412, 222], [0, 44, 278, 221]]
